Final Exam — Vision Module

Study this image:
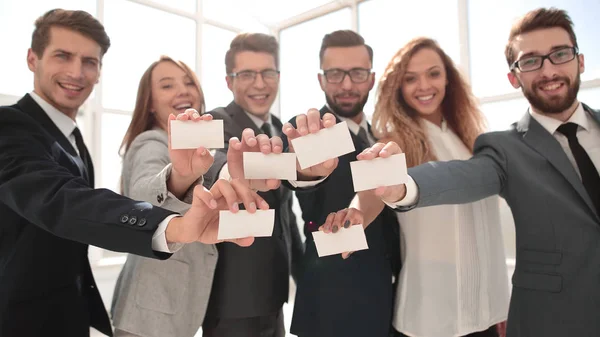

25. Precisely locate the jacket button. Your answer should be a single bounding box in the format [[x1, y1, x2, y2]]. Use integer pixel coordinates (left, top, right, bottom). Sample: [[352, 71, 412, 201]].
[[120, 214, 129, 223], [137, 218, 147, 227], [157, 194, 164, 203], [128, 216, 137, 225]]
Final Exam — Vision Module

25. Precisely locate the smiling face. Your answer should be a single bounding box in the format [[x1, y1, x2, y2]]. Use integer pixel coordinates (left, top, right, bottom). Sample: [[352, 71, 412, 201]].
[[27, 26, 101, 119], [150, 60, 202, 130], [507, 27, 584, 118], [400, 48, 447, 124], [226, 51, 278, 120], [318, 45, 374, 120]]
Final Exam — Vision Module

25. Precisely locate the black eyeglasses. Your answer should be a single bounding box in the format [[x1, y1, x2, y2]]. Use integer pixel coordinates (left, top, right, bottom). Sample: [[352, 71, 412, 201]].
[[322, 68, 371, 84], [228, 69, 280, 83], [510, 46, 579, 72]]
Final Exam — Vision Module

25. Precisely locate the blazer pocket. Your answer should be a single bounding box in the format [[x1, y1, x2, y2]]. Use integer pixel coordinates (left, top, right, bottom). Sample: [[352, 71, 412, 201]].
[[520, 248, 562, 265], [135, 259, 189, 314], [512, 270, 562, 293]]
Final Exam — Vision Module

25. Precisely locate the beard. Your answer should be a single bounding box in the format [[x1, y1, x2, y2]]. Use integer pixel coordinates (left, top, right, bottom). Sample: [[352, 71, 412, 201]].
[[521, 73, 580, 114], [325, 91, 370, 118]]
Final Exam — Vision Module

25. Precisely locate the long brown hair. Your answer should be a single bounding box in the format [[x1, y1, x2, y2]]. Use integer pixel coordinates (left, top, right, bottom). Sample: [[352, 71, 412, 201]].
[[120, 55, 205, 156], [372, 37, 486, 168]]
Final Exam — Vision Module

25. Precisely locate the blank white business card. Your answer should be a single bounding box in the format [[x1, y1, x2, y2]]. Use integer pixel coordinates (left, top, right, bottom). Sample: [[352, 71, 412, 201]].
[[217, 209, 275, 240], [312, 225, 369, 257], [290, 121, 355, 170], [243, 152, 297, 180], [350, 153, 408, 192], [170, 120, 224, 149]]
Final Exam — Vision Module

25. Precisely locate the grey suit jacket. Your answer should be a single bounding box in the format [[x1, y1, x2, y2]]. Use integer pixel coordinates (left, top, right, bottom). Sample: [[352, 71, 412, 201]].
[[110, 129, 218, 337], [400, 104, 600, 337]]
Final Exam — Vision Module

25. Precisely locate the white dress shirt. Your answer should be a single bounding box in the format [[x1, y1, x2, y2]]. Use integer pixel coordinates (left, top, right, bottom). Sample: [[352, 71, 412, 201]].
[[529, 102, 600, 178], [390, 119, 509, 337], [333, 110, 377, 145], [30, 92, 179, 253]]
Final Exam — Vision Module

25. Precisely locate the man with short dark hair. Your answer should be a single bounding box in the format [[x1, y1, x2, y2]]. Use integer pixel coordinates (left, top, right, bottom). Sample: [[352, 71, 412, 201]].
[[351, 7, 600, 337], [0, 9, 262, 337], [288, 29, 401, 337], [202, 32, 337, 337]]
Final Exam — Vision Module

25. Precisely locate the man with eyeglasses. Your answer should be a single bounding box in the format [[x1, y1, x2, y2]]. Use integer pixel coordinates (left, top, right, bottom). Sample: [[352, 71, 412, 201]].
[[288, 30, 401, 337], [201, 32, 336, 337], [345, 8, 599, 337]]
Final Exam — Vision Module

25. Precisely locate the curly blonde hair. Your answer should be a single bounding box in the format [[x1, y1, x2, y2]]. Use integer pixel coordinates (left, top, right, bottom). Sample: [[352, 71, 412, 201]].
[[372, 37, 486, 168]]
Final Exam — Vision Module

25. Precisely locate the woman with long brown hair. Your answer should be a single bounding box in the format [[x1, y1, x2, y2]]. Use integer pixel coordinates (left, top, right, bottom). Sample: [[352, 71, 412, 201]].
[[110, 56, 221, 337], [333, 38, 510, 337]]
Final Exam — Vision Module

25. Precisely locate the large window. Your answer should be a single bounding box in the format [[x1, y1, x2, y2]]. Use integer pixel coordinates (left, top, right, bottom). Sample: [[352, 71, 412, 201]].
[[279, 8, 351, 124], [358, 0, 461, 117], [102, 0, 196, 112], [468, 0, 600, 98], [0, 0, 96, 96], [201, 24, 236, 111]]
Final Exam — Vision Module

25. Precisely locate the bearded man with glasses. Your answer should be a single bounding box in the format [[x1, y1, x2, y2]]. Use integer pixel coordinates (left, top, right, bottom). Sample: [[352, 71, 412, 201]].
[[286, 30, 402, 337]]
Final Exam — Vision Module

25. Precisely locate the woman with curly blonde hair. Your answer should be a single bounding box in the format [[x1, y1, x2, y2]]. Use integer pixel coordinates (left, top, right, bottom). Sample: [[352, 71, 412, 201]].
[[349, 37, 510, 337]]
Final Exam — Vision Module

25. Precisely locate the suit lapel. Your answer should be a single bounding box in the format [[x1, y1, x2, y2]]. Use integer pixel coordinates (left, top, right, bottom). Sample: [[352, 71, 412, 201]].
[[518, 110, 598, 218], [227, 101, 262, 135], [16, 94, 90, 184]]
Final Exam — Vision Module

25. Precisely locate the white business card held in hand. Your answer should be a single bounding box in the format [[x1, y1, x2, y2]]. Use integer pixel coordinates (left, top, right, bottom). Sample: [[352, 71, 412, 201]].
[[290, 121, 355, 170], [170, 119, 224, 149], [312, 225, 369, 257], [243, 152, 297, 180], [350, 153, 408, 192], [217, 209, 275, 240]]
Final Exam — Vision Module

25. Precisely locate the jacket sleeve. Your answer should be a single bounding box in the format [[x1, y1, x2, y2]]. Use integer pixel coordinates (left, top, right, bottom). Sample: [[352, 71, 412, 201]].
[[0, 107, 176, 259]]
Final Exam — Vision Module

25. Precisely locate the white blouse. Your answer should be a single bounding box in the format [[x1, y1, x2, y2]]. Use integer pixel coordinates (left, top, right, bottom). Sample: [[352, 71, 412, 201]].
[[393, 119, 510, 337]]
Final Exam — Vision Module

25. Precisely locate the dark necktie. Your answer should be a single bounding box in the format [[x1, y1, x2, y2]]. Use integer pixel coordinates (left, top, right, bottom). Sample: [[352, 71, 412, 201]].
[[556, 122, 600, 215], [261, 122, 273, 138], [357, 126, 371, 146], [72, 127, 91, 183]]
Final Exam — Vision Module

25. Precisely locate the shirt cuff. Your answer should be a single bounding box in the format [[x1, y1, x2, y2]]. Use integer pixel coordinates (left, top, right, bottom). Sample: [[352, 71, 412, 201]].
[[383, 175, 418, 208], [288, 175, 327, 188], [218, 163, 230, 181], [152, 214, 185, 253]]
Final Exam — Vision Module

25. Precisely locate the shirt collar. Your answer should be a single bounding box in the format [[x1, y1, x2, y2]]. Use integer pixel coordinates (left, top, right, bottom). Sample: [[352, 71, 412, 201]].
[[326, 103, 368, 135], [421, 117, 448, 133], [29, 91, 77, 139], [244, 110, 272, 129], [529, 102, 588, 134]]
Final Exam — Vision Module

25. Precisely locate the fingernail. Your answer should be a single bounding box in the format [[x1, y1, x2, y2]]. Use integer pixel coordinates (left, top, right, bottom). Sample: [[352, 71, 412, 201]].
[[249, 202, 256, 211], [343, 220, 350, 228], [231, 203, 239, 212], [332, 225, 338, 233], [300, 127, 308, 134], [193, 112, 200, 119], [261, 200, 269, 208]]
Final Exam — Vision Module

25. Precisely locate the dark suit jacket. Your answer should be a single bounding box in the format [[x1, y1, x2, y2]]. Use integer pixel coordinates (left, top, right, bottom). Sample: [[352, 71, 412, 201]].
[[400, 104, 600, 337], [202, 101, 304, 317], [0, 95, 176, 337], [287, 106, 401, 337]]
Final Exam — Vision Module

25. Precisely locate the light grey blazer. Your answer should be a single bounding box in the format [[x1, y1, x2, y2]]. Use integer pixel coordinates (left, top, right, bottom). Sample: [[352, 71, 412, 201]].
[[396, 105, 600, 337], [110, 129, 218, 337]]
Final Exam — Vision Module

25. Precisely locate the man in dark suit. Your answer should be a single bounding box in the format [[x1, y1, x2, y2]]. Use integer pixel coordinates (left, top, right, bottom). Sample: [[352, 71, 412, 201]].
[[286, 30, 401, 337], [0, 9, 265, 337], [201, 33, 336, 337], [349, 8, 600, 337]]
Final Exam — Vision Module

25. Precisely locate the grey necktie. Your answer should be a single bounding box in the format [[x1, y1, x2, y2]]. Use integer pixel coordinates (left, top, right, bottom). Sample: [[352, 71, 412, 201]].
[[357, 126, 371, 145]]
